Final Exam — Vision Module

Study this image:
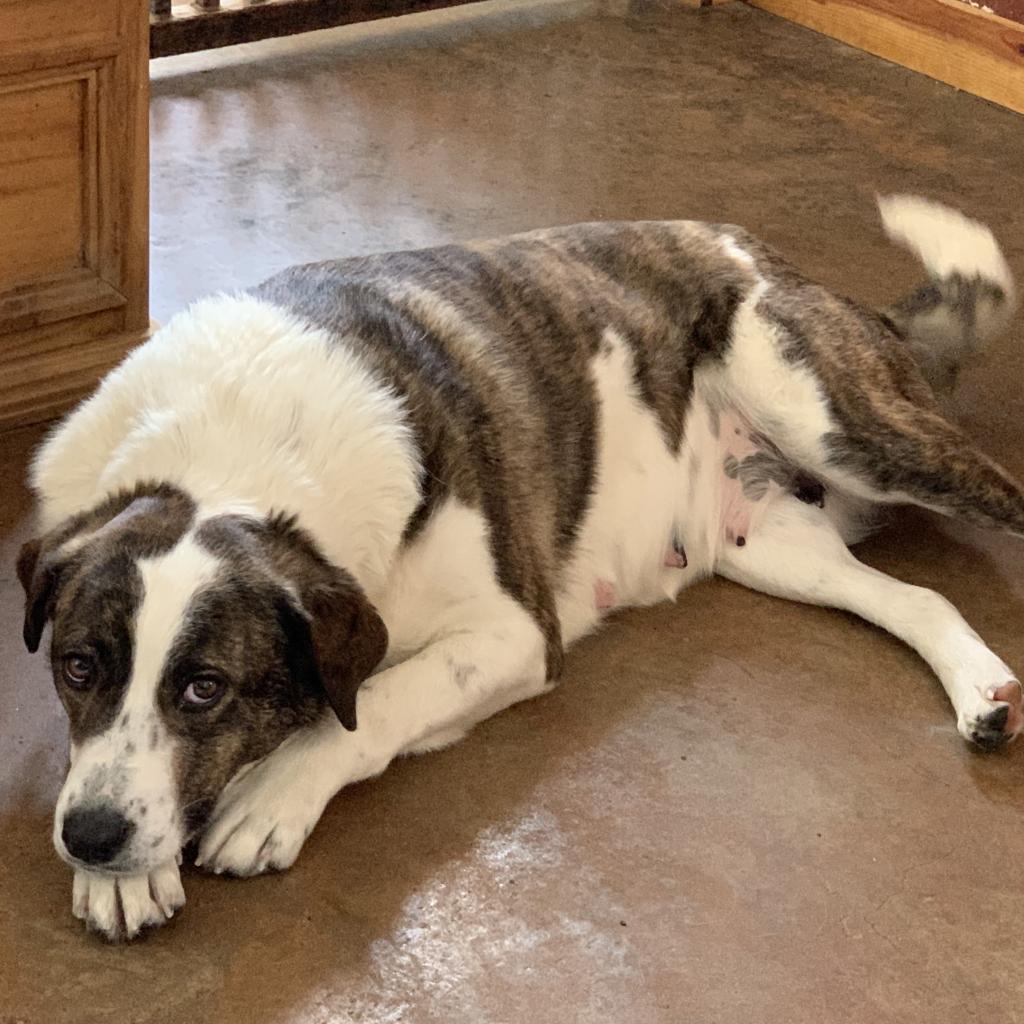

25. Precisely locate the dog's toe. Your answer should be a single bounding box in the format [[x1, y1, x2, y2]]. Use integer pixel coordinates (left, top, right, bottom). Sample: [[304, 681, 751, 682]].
[[960, 680, 1023, 750], [968, 704, 1011, 750], [198, 816, 311, 877], [118, 874, 168, 938], [72, 860, 184, 941], [196, 757, 323, 877], [149, 859, 187, 918], [989, 680, 1024, 733]]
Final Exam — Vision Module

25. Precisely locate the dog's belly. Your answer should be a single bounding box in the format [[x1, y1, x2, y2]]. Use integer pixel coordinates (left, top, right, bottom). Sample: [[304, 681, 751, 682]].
[[556, 341, 792, 646]]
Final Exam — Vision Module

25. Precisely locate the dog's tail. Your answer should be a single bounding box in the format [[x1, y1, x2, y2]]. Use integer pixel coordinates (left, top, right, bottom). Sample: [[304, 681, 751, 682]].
[[879, 195, 1017, 395], [737, 196, 1024, 537]]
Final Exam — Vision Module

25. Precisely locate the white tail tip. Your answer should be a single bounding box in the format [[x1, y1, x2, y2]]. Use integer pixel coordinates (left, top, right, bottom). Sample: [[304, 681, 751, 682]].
[[878, 194, 1014, 298]]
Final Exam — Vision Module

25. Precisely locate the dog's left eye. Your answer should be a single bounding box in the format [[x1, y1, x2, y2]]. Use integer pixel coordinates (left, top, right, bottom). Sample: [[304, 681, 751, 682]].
[[61, 654, 94, 690], [182, 676, 225, 708]]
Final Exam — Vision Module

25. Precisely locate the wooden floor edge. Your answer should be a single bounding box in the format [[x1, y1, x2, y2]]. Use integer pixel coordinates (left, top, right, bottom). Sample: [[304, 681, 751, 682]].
[[743, 0, 1024, 116], [0, 320, 157, 434]]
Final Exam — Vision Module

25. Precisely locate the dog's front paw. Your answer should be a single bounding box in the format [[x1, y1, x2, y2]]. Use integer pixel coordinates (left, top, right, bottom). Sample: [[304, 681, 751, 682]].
[[958, 680, 1023, 750], [72, 858, 185, 941], [195, 755, 328, 877]]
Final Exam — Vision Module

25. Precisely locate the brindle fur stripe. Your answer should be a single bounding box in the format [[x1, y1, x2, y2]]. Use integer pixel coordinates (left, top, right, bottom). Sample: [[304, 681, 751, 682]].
[[254, 222, 754, 673]]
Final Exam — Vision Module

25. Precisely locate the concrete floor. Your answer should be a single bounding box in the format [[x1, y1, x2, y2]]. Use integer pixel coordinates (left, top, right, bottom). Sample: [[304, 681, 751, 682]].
[[3, 2, 1024, 1021]]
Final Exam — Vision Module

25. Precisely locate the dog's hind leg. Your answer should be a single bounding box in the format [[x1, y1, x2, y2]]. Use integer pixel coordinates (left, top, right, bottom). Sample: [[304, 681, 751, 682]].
[[715, 493, 1023, 747], [715, 195, 1024, 539], [708, 223, 1024, 745], [717, 274, 1024, 540]]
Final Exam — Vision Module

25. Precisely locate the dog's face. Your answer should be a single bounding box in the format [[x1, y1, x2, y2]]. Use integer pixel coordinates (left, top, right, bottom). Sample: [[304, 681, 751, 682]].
[[18, 484, 387, 875]]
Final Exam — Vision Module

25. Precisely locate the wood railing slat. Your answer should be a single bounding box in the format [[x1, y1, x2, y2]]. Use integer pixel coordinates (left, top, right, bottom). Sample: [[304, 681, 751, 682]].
[[150, 0, 483, 58]]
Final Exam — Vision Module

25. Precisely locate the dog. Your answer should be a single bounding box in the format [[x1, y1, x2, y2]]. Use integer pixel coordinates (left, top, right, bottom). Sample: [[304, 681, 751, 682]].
[[17, 196, 1021, 941]]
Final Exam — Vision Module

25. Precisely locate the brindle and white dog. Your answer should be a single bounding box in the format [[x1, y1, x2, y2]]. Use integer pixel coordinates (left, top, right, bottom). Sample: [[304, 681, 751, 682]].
[[18, 197, 1022, 940]]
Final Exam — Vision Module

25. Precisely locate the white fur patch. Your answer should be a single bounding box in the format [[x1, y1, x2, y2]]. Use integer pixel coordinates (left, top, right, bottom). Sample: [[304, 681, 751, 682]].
[[556, 329, 685, 644], [717, 494, 1019, 744], [54, 535, 221, 872], [720, 234, 756, 269], [31, 294, 421, 595], [878, 194, 1015, 298], [713, 283, 835, 468]]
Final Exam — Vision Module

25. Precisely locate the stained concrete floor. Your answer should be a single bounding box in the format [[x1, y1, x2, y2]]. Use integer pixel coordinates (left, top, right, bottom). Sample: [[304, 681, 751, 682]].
[[3, 2, 1024, 1021]]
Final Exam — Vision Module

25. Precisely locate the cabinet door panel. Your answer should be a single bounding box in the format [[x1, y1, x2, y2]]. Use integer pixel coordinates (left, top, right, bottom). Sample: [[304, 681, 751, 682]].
[[0, 0, 148, 429]]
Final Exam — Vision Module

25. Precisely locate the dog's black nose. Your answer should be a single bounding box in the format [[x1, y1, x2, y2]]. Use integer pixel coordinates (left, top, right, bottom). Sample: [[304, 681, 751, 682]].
[[61, 805, 135, 865]]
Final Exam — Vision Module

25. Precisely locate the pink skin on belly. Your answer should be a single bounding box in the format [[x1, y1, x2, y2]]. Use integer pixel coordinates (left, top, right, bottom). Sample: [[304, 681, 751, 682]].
[[663, 548, 687, 568], [719, 411, 770, 547], [595, 545, 686, 611], [594, 578, 617, 611], [593, 410, 775, 611]]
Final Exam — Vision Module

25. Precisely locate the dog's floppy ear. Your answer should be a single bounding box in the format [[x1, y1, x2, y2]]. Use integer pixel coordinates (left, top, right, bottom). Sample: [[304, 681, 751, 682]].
[[251, 512, 388, 730], [17, 537, 55, 653], [278, 578, 388, 731], [307, 579, 388, 731], [16, 484, 197, 655]]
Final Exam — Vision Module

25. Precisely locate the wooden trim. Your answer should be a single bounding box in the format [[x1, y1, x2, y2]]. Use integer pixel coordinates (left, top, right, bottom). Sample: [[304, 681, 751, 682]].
[[744, 0, 1024, 115], [150, 0, 484, 58], [118, 0, 151, 336], [0, 269, 127, 334]]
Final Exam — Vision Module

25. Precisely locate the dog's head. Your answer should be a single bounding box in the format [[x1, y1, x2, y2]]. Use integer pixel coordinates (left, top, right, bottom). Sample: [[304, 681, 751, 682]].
[[18, 482, 387, 875]]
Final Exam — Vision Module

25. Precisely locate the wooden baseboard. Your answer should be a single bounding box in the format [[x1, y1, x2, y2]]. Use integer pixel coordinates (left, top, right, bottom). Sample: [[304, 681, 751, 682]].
[[0, 320, 155, 432], [744, 0, 1024, 116]]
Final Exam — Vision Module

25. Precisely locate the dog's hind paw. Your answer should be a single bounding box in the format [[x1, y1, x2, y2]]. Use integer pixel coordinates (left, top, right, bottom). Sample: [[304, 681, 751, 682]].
[[958, 680, 1023, 750], [72, 859, 185, 941]]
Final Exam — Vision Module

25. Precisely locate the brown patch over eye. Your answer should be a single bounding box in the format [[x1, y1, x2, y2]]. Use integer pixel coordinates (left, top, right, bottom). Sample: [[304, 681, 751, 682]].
[[62, 654, 94, 690]]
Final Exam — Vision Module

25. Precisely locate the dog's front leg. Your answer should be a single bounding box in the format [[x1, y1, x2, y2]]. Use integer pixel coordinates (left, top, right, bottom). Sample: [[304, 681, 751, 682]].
[[196, 615, 549, 876]]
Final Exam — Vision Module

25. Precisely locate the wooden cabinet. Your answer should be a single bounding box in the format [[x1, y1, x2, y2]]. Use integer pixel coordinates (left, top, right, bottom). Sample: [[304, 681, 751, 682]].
[[0, 0, 149, 430]]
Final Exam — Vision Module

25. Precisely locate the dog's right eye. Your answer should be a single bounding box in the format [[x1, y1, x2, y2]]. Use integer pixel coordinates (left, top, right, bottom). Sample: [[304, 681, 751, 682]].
[[62, 654, 94, 690]]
